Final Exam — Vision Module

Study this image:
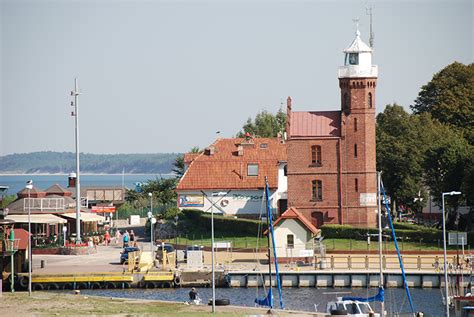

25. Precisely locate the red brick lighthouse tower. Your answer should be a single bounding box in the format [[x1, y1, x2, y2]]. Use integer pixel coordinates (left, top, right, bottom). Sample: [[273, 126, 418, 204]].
[[338, 27, 378, 227]]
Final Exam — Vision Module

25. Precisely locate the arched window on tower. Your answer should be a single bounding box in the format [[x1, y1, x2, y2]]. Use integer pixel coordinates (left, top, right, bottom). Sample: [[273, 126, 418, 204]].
[[311, 145, 322, 166], [368, 92, 373, 108], [343, 93, 350, 114], [354, 118, 358, 132], [354, 144, 358, 158]]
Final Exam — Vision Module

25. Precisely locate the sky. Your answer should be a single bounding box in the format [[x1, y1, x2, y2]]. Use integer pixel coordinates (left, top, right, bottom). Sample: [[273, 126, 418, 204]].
[[0, 0, 472, 156]]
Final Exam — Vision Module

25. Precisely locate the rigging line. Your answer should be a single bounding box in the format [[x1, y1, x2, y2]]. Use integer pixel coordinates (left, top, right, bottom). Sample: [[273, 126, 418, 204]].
[[380, 180, 416, 314], [255, 188, 267, 299]]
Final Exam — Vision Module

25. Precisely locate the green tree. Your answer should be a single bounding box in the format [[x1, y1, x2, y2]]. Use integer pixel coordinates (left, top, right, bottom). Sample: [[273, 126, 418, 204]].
[[376, 105, 429, 214], [172, 147, 200, 178], [411, 62, 474, 144], [423, 132, 472, 227], [237, 109, 286, 137]]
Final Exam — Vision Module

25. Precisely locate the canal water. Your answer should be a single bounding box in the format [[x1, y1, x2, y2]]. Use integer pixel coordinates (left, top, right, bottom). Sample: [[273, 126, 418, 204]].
[[80, 287, 445, 316]]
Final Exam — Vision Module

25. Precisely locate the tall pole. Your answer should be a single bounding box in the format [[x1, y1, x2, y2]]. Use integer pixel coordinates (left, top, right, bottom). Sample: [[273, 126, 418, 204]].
[[377, 172, 384, 316], [442, 191, 462, 317], [71, 78, 81, 243], [211, 194, 216, 313], [442, 193, 449, 317], [27, 183, 32, 296]]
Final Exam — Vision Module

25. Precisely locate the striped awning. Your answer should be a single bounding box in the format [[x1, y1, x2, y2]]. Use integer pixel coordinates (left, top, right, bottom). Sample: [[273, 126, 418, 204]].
[[61, 212, 105, 223], [6, 214, 67, 224]]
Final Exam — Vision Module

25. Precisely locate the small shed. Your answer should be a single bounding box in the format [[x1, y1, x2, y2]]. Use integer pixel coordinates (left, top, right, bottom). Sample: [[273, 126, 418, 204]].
[[272, 207, 320, 261]]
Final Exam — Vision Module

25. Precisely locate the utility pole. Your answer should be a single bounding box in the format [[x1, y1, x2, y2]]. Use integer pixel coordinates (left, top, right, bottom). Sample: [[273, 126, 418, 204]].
[[377, 172, 384, 316], [70, 78, 82, 243]]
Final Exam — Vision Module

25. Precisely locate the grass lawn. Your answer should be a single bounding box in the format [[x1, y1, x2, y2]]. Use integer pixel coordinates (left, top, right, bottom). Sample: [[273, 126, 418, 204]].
[[0, 292, 278, 316], [164, 235, 457, 252]]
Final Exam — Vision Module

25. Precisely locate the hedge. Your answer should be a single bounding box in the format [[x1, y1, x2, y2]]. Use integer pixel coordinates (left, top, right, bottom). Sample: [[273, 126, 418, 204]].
[[180, 209, 267, 236], [320, 224, 474, 246]]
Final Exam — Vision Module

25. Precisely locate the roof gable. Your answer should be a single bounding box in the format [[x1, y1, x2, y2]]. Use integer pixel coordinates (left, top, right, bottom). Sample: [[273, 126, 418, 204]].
[[273, 207, 319, 235], [177, 138, 286, 190], [290, 111, 341, 137]]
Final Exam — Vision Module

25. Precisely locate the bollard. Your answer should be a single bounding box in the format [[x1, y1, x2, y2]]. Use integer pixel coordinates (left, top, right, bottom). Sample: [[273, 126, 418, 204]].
[[40, 260, 45, 268]]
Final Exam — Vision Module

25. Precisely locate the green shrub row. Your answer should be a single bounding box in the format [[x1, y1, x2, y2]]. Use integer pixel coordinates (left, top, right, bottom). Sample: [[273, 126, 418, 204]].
[[320, 224, 474, 246], [180, 209, 266, 236]]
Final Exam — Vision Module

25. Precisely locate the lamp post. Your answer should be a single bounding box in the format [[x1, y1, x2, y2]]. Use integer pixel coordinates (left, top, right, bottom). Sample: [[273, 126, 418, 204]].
[[70, 79, 82, 243], [210, 191, 226, 313], [442, 190, 461, 317], [174, 215, 179, 246], [148, 192, 154, 258], [62, 226, 68, 247], [26, 180, 33, 296]]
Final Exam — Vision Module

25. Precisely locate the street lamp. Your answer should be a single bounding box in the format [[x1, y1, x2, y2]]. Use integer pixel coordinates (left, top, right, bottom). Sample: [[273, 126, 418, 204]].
[[210, 191, 226, 313], [174, 215, 179, 246], [25, 180, 33, 296], [62, 226, 68, 247], [148, 193, 154, 258], [442, 190, 461, 317]]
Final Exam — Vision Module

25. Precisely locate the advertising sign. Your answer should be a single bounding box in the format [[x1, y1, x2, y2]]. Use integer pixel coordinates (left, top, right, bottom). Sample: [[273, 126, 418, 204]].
[[179, 194, 205, 207], [91, 206, 116, 213], [360, 193, 377, 206]]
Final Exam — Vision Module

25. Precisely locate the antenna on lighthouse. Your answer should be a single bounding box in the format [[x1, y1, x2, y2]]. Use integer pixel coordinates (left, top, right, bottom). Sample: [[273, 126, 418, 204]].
[[366, 4, 374, 48]]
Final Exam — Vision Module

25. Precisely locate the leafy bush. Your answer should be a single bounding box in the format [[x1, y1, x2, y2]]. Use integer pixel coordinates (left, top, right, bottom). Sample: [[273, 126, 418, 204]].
[[320, 224, 473, 246], [180, 209, 266, 236]]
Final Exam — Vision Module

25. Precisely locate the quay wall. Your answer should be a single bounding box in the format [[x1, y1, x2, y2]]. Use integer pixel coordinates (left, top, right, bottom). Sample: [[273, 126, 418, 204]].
[[227, 271, 466, 289]]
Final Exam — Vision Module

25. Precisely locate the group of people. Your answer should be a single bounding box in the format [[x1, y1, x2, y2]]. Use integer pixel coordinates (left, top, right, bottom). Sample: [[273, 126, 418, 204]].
[[122, 229, 136, 247], [103, 229, 137, 247]]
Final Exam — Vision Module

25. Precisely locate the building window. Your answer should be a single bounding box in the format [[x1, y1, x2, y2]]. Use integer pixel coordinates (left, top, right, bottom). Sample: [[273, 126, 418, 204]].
[[311, 145, 322, 166], [247, 164, 259, 176], [287, 234, 294, 249], [343, 93, 350, 113], [368, 92, 373, 108], [348, 53, 359, 65], [354, 118, 358, 132], [311, 180, 323, 201], [355, 178, 359, 192], [354, 144, 358, 158], [283, 165, 287, 176]]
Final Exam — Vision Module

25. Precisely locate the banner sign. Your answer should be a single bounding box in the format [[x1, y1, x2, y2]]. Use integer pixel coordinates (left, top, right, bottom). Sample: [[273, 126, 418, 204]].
[[360, 193, 377, 206], [179, 194, 205, 207], [91, 206, 116, 213]]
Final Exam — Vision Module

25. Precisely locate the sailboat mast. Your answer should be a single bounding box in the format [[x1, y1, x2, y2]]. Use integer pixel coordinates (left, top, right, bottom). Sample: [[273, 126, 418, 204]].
[[265, 176, 273, 308], [377, 171, 385, 316]]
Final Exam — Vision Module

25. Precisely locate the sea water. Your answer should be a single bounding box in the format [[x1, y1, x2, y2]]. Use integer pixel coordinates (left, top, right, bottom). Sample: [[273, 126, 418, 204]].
[[0, 174, 171, 194]]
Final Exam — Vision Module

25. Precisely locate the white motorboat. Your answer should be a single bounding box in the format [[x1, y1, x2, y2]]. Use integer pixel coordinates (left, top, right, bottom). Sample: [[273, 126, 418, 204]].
[[326, 297, 380, 316]]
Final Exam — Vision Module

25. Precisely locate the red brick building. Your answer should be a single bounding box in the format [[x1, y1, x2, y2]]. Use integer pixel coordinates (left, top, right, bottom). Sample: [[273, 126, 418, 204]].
[[286, 30, 378, 228]]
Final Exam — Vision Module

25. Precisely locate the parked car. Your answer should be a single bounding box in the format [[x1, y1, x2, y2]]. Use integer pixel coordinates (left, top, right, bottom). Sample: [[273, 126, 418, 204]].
[[184, 245, 204, 260], [155, 243, 175, 260], [120, 246, 140, 264]]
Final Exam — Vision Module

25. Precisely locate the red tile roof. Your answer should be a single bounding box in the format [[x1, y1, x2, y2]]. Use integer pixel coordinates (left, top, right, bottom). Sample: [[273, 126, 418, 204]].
[[184, 153, 200, 165], [289, 111, 341, 137], [273, 207, 319, 235], [176, 138, 286, 190]]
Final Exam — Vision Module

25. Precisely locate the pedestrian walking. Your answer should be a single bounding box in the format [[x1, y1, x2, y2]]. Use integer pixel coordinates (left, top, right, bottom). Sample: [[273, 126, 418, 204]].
[[104, 230, 110, 246], [130, 230, 136, 246], [115, 229, 121, 245], [123, 230, 130, 248]]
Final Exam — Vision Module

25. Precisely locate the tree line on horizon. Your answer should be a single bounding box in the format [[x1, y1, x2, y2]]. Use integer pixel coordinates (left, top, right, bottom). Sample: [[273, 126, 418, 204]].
[[0, 151, 179, 174]]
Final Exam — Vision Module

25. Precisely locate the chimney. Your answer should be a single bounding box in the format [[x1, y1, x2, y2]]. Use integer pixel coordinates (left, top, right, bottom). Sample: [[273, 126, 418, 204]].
[[205, 146, 215, 155], [237, 145, 243, 156], [286, 96, 292, 139], [68, 172, 77, 188]]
